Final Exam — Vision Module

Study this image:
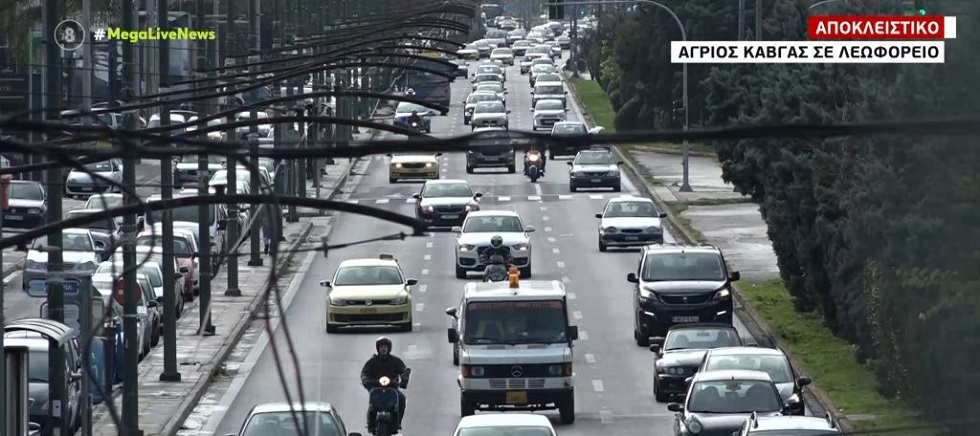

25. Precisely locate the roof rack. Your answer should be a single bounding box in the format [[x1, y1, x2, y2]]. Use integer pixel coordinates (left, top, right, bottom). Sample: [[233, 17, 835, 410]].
[[825, 412, 837, 428], [379, 254, 395, 260]]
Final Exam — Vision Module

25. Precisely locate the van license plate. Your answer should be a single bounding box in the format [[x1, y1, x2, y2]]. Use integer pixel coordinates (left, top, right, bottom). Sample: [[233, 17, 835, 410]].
[[360, 308, 378, 314], [624, 236, 639, 241], [673, 316, 699, 323], [506, 391, 527, 404]]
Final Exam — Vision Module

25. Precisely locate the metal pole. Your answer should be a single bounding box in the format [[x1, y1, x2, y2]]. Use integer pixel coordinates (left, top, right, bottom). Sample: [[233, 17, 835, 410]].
[[285, 86, 299, 222], [738, 0, 745, 40], [247, 0, 263, 267], [198, 0, 216, 337], [4, 346, 29, 436], [225, 0, 235, 67], [0, 205, 4, 433], [81, 0, 93, 110], [158, 0, 181, 383], [755, 0, 762, 40], [42, 0, 68, 431], [79, 276, 93, 436], [225, 115, 241, 296]]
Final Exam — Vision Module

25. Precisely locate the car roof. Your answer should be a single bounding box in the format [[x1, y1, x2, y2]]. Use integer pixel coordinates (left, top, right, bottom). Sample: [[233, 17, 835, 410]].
[[750, 415, 840, 432], [606, 195, 653, 204], [667, 322, 739, 332], [337, 257, 400, 268], [457, 413, 553, 428], [706, 346, 785, 357], [555, 121, 584, 126], [425, 179, 469, 185], [250, 402, 336, 414], [642, 243, 721, 255], [693, 369, 775, 383], [466, 209, 519, 218], [534, 99, 564, 105]]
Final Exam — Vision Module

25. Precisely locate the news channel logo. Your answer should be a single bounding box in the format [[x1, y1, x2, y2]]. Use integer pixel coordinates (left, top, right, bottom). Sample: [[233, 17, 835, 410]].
[[54, 19, 87, 51]]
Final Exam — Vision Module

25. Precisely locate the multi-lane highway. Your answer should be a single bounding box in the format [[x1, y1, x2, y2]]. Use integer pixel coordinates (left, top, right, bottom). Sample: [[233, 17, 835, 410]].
[[204, 53, 757, 435]]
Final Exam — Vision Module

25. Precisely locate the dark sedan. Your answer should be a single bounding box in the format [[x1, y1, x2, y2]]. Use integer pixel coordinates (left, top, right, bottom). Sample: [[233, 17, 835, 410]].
[[413, 179, 482, 226], [698, 346, 812, 415], [669, 370, 790, 436], [650, 323, 743, 402]]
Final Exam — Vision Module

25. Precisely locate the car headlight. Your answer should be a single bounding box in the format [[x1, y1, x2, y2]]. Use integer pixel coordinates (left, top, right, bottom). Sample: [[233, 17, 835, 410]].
[[713, 288, 731, 300], [394, 163, 403, 168], [28, 208, 41, 214], [547, 365, 564, 376], [645, 226, 662, 233], [639, 289, 658, 302], [465, 204, 478, 211], [425, 162, 434, 168], [390, 296, 408, 305], [425, 205, 435, 212], [329, 296, 347, 306], [686, 417, 703, 434], [458, 244, 476, 251], [603, 227, 618, 233], [513, 243, 529, 251]]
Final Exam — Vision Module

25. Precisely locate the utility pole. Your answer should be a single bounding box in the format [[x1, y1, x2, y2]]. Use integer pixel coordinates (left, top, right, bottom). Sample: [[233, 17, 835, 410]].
[[81, 0, 93, 110], [247, 0, 264, 268], [120, 0, 142, 430], [285, 86, 298, 223], [755, 0, 762, 40], [0, 175, 7, 434], [43, 0, 68, 432], [225, 115, 241, 297], [225, 0, 235, 67], [198, 0, 216, 337], [158, 0, 181, 384], [738, 0, 745, 40]]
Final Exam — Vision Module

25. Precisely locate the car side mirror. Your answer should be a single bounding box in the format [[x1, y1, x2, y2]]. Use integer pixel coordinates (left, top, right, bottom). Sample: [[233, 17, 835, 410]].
[[156, 296, 165, 303], [524, 225, 535, 232], [451, 226, 462, 233], [412, 193, 420, 199], [730, 271, 741, 282], [435, 152, 443, 156], [506, 109, 511, 114], [659, 212, 668, 218], [564, 91, 568, 94], [798, 376, 812, 386], [216, 219, 228, 230], [174, 273, 183, 280], [30, 423, 41, 431], [386, 153, 393, 157], [564, 107, 569, 112], [319, 280, 331, 288], [529, 108, 534, 112], [504, 90, 509, 94], [179, 266, 189, 273], [649, 343, 661, 353], [474, 192, 483, 198], [445, 307, 458, 318], [566, 325, 578, 340], [147, 300, 159, 308], [666, 403, 683, 412], [617, 161, 624, 165], [447, 328, 459, 343], [567, 161, 573, 167], [595, 213, 602, 219], [94, 240, 106, 249], [406, 278, 418, 286], [685, 376, 694, 385], [627, 272, 639, 283]]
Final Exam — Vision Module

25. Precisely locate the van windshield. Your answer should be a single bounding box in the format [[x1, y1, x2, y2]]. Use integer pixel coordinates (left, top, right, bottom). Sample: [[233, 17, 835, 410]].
[[147, 204, 215, 224], [463, 300, 568, 345]]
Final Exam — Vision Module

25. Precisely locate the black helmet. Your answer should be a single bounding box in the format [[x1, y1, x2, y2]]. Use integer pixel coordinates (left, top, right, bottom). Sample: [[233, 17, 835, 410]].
[[411, 109, 418, 115], [376, 336, 392, 353], [490, 235, 503, 248]]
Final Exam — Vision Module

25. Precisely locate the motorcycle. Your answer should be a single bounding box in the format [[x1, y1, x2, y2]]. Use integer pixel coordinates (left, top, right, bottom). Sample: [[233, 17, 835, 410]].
[[368, 368, 411, 436], [482, 254, 511, 282], [525, 152, 543, 182], [408, 119, 424, 133]]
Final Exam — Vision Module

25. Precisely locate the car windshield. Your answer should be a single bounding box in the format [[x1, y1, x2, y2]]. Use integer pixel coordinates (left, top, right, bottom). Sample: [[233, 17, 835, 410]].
[[396, 103, 427, 114], [575, 152, 615, 165], [537, 74, 561, 83], [478, 66, 501, 74], [242, 411, 343, 436], [475, 75, 499, 83], [535, 101, 563, 111], [462, 215, 523, 232], [68, 212, 114, 230], [85, 195, 123, 209], [477, 84, 503, 92], [32, 232, 92, 251], [147, 204, 216, 224], [739, 431, 840, 436], [140, 266, 163, 286], [535, 85, 562, 94], [553, 124, 587, 134], [28, 350, 49, 383], [475, 102, 505, 113], [85, 161, 115, 172], [468, 94, 498, 104], [486, 30, 507, 38], [664, 328, 742, 351], [135, 236, 192, 256], [603, 201, 661, 218], [687, 380, 782, 414], [492, 48, 512, 55], [184, 154, 225, 165], [423, 183, 473, 198], [457, 426, 554, 436], [705, 354, 794, 383], [642, 252, 726, 281], [9, 182, 43, 200], [463, 300, 568, 345], [333, 266, 404, 286]]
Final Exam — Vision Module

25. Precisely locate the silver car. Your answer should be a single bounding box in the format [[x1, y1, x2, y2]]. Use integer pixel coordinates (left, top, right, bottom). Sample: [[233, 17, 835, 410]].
[[532, 82, 567, 107], [22, 228, 101, 292], [531, 99, 567, 131], [463, 92, 502, 125], [596, 196, 667, 251], [64, 159, 123, 197], [474, 83, 507, 102], [174, 154, 225, 189], [470, 101, 511, 130]]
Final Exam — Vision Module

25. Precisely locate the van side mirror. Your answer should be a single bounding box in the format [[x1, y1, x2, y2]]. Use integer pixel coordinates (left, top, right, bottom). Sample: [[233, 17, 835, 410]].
[[627, 272, 639, 283], [649, 344, 661, 353], [659, 212, 668, 218], [595, 213, 602, 219], [445, 307, 458, 318], [730, 271, 741, 281], [412, 193, 420, 199], [566, 325, 578, 340], [566, 161, 573, 167], [447, 328, 459, 343], [319, 280, 331, 288], [798, 376, 812, 386], [524, 225, 535, 232], [451, 226, 462, 233], [179, 266, 190, 274], [474, 192, 483, 198], [667, 403, 683, 412], [406, 278, 418, 286]]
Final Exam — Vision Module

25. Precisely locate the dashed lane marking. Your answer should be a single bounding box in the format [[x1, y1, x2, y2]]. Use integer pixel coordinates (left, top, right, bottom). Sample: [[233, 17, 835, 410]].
[[498, 196, 511, 201], [599, 410, 614, 424], [547, 237, 557, 242], [585, 353, 596, 364], [528, 195, 541, 201], [544, 226, 553, 232], [552, 248, 560, 254], [405, 198, 414, 203], [558, 194, 572, 200], [589, 194, 603, 199], [425, 242, 433, 249], [415, 303, 424, 312], [421, 268, 429, 275], [592, 379, 605, 392], [556, 260, 565, 268], [542, 216, 550, 221], [580, 331, 589, 340], [423, 254, 431, 261], [572, 310, 582, 320], [375, 199, 389, 204], [418, 284, 427, 293], [567, 291, 576, 299], [561, 276, 570, 283]]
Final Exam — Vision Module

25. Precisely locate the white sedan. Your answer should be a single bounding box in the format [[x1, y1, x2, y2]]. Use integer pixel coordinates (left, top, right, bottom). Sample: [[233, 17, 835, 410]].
[[453, 210, 534, 278]]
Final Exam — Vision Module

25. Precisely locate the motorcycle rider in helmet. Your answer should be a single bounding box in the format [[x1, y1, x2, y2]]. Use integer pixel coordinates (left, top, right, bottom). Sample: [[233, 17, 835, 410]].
[[523, 143, 547, 175], [407, 109, 423, 129], [361, 337, 408, 432], [480, 235, 514, 266]]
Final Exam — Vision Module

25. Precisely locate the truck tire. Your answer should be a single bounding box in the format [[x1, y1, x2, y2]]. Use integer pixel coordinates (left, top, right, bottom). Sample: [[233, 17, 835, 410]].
[[558, 395, 575, 424], [460, 398, 476, 417]]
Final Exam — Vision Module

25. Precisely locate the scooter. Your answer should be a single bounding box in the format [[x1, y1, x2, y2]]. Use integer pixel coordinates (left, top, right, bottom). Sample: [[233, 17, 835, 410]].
[[482, 254, 511, 282], [409, 120, 424, 134], [525, 152, 543, 183], [368, 368, 411, 436]]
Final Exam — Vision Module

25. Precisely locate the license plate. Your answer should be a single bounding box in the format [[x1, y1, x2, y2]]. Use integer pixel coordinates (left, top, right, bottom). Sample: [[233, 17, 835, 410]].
[[4, 215, 23, 221], [441, 214, 460, 219], [506, 391, 527, 404], [624, 236, 639, 241], [360, 308, 377, 314], [590, 178, 601, 183], [673, 316, 700, 323], [80, 186, 92, 191]]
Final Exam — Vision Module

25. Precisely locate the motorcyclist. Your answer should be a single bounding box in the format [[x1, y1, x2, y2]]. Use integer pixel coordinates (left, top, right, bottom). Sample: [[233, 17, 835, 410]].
[[523, 143, 547, 175], [407, 110, 423, 129], [480, 235, 514, 265], [361, 337, 408, 432]]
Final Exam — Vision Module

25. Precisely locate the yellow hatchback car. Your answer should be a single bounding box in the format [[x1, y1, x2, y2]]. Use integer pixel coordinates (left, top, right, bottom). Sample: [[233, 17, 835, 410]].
[[387, 153, 442, 183], [320, 254, 417, 333]]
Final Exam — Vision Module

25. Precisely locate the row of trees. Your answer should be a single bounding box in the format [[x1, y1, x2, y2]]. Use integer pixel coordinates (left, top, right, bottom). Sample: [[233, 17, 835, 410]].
[[580, 0, 980, 422]]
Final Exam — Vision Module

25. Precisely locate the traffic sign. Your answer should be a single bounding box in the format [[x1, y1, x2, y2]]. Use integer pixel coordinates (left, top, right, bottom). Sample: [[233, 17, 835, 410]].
[[25, 277, 82, 298], [40, 300, 104, 333]]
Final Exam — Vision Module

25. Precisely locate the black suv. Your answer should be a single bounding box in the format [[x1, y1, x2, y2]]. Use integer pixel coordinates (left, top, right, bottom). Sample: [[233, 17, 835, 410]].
[[698, 346, 812, 415], [413, 179, 483, 226], [649, 323, 743, 402], [627, 244, 740, 346]]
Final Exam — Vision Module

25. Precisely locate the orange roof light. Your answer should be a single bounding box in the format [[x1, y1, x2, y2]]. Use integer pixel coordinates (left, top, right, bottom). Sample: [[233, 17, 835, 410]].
[[508, 266, 520, 288]]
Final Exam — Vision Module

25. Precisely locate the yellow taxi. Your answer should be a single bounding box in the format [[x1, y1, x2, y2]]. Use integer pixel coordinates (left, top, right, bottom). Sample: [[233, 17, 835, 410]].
[[320, 254, 417, 333], [387, 153, 442, 183]]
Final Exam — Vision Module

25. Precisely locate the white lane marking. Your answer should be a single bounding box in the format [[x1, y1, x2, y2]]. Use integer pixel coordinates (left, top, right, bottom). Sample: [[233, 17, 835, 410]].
[[376, 198, 390, 204], [425, 241, 433, 249], [589, 194, 603, 199], [528, 195, 541, 201], [547, 237, 557, 242], [558, 194, 572, 200], [3, 270, 20, 285], [441, 168, 448, 172], [498, 196, 511, 202], [540, 206, 547, 211], [567, 291, 576, 299], [585, 353, 596, 364], [556, 260, 565, 268], [561, 276, 570, 283], [418, 284, 427, 293], [421, 269, 429, 275], [572, 310, 582, 320], [544, 226, 553, 232], [600, 410, 614, 423], [415, 303, 424, 312], [542, 216, 550, 221], [346, 199, 359, 204], [405, 198, 414, 203], [423, 254, 431, 261], [592, 379, 605, 392], [580, 331, 589, 340], [534, 183, 543, 196], [552, 248, 560, 254]]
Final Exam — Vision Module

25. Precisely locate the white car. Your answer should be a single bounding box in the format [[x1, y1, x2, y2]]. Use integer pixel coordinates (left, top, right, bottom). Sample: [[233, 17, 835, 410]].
[[473, 83, 507, 102], [596, 196, 667, 251], [457, 44, 479, 60], [473, 63, 506, 80], [470, 101, 510, 129], [531, 99, 567, 131], [453, 210, 534, 278], [463, 92, 503, 124], [83, 192, 125, 226], [65, 159, 124, 197], [22, 228, 101, 292], [489, 47, 515, 65], [453, 413, 557, 436]]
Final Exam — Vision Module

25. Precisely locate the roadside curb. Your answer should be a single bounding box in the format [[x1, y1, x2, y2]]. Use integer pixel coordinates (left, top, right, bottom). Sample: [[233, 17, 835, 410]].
[[629, 145, 717, 158], [565, 76, 847, 429]]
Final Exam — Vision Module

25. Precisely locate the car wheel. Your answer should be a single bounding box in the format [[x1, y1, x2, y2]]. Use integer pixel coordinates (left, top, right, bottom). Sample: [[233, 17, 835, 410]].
[[507, 165, 516, 174], [455, 265, 468, 279], [634, 329, 650, 347], [466, 166, 474, 174], [612, 184, 621, 192], [598, 240, 607, 252], [558, 395, 576, 424], [326, 324, 340, 333], [460, 398, 476, 417], [519, 263, 531, 279], [654, 378, 670, 402], [389, 177, 397, 183], [569, 182, 577, 192]]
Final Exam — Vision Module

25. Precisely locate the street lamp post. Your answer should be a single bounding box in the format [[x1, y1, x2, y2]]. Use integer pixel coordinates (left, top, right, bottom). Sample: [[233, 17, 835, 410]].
[[552, 0, 692, 191]]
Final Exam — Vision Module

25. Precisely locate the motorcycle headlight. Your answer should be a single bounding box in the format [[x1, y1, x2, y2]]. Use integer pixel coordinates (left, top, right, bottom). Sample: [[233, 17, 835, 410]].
[[603, 227, 618, 233], [425, 162, 434, 168], [28, 208, 41, 214], [390, 296, 408, 305], [458, 244, 476, 251], [645, 226, 662, 233], [713, 288, 731, 300], [686, 417, 703, 434], [513, 243, 529, 251], [329, 296, 347, 306], [425, 205, 435, 212], [394, 163, 403, 168]]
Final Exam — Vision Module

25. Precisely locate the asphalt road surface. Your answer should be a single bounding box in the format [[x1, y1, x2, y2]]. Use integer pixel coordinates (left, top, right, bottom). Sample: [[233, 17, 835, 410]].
[[2, 161, 162, 320], [206, 52, 759, 435]]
